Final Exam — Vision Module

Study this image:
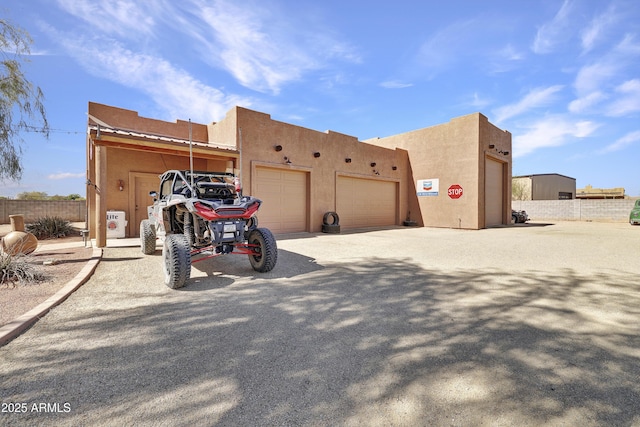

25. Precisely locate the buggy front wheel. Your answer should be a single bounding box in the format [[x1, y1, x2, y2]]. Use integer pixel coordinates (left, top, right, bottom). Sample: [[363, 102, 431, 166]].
[[247, 228, 277, 272], [163, 233, 191, 289]]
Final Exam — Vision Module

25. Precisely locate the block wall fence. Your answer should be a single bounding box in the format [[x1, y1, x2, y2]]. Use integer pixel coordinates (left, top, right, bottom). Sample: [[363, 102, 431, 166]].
[[512, 199, 637, 223], [0, 200, 86, 224], [2, 198, 635, 226]]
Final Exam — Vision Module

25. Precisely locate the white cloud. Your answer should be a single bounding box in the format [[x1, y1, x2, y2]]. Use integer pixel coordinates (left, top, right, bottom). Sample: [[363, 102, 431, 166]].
[[513, 116, 599, 157], [606, 79, 640, 116], [532, 0, 574, 54], [53, 0, 360, 96], [616, 33, 640, 55], [53, 32, 251, 123], [568, 91, 607, 113], [417, 19, 479, 74], [55, 0, 157, 38], [493, 85, 564, 123], [573, 61, 619, 95], [47, 172, 85, 180], [465, 92, 491, 109], [483, 43, 527, 74], [379, 81, 413, 89], [599, 130, 640, 153], [190, 0, 359, 94], [581, 5, 617, 53]]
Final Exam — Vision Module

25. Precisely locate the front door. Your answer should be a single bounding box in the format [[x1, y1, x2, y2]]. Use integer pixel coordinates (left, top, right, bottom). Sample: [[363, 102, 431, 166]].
[[131, 172, 161, 237]]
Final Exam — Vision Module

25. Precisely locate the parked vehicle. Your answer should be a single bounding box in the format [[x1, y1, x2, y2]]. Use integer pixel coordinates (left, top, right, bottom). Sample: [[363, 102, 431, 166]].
[[630, 199, 640, 225], [140, 170, 277, 289], [512, 209, 529, 224]]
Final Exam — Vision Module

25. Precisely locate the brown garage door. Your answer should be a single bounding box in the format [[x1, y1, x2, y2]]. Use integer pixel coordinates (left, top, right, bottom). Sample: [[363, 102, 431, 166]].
[[485, 157, 504, 227], [253, 167, 308, 234], [336, 176, 397, 230]]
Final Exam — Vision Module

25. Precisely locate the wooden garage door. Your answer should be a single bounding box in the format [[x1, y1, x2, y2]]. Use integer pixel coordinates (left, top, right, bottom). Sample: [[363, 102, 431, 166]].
[[336, 176, 397, 230], [485, 157, 504, 227], [254, 167, 308, 234]]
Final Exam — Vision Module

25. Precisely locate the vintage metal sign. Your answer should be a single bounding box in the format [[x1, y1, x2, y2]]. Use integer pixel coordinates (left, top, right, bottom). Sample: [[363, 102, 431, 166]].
[[417, 179, 439, 196]]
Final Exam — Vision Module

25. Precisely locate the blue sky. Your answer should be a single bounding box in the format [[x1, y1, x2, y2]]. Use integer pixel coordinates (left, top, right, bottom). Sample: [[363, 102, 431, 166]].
[[2, 0, 640, 197]]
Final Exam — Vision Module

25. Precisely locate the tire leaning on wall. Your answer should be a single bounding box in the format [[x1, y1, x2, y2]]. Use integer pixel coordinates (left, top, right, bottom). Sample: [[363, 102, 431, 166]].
[[322, 211, 340, 233]]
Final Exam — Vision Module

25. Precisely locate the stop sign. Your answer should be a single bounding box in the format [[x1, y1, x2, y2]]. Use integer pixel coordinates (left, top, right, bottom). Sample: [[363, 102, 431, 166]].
[[448, 184, 463, 199]]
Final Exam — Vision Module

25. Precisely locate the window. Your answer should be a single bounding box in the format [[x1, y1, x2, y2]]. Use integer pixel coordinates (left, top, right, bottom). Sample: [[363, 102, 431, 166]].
[[558, 192, 572, 200]]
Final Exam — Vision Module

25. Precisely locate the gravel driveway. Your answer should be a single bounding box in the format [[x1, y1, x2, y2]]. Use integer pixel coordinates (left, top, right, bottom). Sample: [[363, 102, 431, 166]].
[[1, 221, 639, 426]]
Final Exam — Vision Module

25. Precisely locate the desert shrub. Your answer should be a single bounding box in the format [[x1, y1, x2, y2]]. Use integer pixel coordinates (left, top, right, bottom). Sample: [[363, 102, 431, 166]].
[[26, 216, 74, 239], [0, 250, 45, 286]]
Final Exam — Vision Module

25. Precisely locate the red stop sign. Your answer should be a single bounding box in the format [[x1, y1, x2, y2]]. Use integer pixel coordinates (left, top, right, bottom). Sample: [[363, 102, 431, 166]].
[[448, 184, 463, 199]]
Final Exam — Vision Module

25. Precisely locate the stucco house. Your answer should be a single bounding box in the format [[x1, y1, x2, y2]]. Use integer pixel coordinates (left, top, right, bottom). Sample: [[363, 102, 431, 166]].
[[86, 102, 512, 247]]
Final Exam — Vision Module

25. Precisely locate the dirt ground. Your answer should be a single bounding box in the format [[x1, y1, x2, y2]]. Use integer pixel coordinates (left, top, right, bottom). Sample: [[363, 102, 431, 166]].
[[0, 236, 93, 327]]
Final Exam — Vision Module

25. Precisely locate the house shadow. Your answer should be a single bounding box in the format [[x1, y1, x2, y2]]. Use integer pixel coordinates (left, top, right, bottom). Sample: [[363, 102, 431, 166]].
[[3, 246, 639, 426], [185, 248, 324, 291]]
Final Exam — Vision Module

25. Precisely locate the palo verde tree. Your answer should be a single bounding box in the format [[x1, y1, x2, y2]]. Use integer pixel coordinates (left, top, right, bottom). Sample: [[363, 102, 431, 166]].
[[0, 18, 49, 181]]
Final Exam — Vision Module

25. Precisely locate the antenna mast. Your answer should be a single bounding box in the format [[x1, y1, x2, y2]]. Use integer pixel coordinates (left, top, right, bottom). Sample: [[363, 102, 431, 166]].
[[238, 127, 243, 196], [189, 119, 194, 190]]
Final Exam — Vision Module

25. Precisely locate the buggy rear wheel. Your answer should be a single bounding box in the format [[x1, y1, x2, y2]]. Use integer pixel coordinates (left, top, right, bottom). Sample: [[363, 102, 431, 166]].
[[247, 228, 277, 272], [163, 233, 191, 289], [140, 219, 156, 255]]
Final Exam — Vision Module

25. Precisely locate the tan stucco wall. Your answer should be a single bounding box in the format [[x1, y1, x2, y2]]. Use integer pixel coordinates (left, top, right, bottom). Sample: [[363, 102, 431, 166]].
[[89, 102, 208, 142], [87, 147, 210, 239], [87, 103, 237, 242], [87, 103, 511, 242], [366, 113, 511, 229], [479, 114, 513, 226], [224, 107, 409, 232]]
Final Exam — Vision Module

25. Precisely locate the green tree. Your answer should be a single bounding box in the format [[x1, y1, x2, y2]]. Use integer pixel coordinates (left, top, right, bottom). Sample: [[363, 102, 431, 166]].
[[16, 191, 48, 200], [512, 178, 529, 201], [1, 19, 49, 181]]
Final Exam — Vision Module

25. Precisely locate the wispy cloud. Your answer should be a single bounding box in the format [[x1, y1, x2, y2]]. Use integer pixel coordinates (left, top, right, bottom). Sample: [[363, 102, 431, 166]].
[[568, 91, 607, 113], [55, 0, 157, 38], [464, 92, 491, 110], [186, 0, 360, 94], [532, 0, 574, 54], [379, 81, 413, 89], [599, 130, 640, 153], [488, 44, 526, 73], [493, 85, 564, 123], [573, 61, 619, 95], [581, 4, 617, 54], [52, 0, 360, 98], [417, 19, 479, 75], [616, 33, 640, 55], [49, 29, 251, 122], [606, 79, 640, 116], [47, 172, 85, 180], [571, 35, 640, 115], [513, 115, 599, 157]]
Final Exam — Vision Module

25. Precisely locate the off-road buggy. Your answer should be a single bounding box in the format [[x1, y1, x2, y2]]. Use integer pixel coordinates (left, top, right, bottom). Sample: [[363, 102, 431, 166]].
[[140, 170, 277, 289]]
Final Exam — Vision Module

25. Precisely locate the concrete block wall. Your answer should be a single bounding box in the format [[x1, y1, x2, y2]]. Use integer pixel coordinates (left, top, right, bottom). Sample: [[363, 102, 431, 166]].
[[0, 200, 86, 224], [513, 199, 637, 222]]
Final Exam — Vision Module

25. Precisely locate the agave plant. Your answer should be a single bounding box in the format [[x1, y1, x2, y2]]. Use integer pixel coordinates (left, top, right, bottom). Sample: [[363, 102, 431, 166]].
[[26, 216, 74, 239], [0, 250, 45, 286]]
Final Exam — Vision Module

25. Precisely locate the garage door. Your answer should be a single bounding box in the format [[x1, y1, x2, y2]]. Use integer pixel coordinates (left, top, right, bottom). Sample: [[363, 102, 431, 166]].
[[254, 167, 308, 234], [336, 176, 397, 230], [485, 157, 504, 227]]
